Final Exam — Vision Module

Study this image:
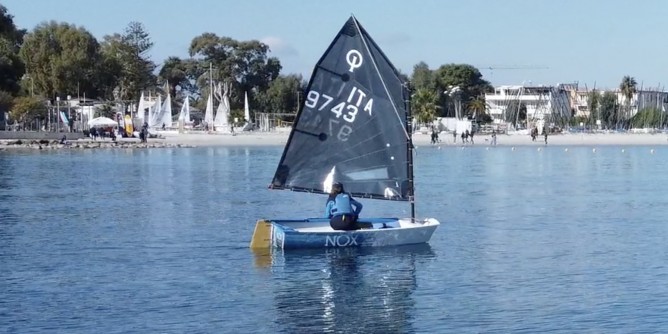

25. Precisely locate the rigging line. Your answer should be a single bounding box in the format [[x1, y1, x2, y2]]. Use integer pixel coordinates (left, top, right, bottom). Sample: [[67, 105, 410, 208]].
[[352, 18, 411, 142]]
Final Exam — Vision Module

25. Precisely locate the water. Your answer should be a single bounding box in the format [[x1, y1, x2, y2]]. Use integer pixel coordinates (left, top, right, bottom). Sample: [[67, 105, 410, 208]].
[[1, 145, 667, 333]]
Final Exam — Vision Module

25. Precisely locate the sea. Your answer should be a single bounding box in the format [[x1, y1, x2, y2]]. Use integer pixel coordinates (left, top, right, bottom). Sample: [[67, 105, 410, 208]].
[[1, 144, 667, 333]]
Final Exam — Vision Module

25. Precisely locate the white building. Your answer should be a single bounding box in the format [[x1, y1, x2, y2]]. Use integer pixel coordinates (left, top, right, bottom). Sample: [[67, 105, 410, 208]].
[[484, 84, 572, 129]]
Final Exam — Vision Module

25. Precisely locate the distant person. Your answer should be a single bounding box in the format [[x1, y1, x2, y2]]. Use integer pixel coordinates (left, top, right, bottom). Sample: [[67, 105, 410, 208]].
[[544, 127, 548, 145], [452, 130, 457, 144], [491, 130, 497, 146], [461, 131, 466, 144], [469, 129, 475, 144], [91, 127, 98, 141], [162, 123, 166, 130], [325, 182, 364, 230]]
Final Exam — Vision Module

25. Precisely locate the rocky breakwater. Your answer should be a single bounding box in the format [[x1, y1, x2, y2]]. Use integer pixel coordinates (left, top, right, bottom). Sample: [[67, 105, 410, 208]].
[[0, 139, 195, 150]]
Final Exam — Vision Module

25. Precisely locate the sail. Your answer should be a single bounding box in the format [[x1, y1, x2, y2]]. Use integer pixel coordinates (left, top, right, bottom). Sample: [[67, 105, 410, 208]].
[[149, 95, 162, 128], [137, 92, 145, 121], [270, 16, 410, 201], [244, 91, 251, 123], [204, 94, 214, 126], [214, 98, 229, 130], [158, 93, 172, 128], [178, 97, 191, 123]]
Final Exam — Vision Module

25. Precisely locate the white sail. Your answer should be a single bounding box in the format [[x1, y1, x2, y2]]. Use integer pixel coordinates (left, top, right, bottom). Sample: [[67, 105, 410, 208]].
[[149, 94, 162, 128], [204, 93, 214, 127], [159, 93, 172, 128], [244, 91, 251, 122], [136, 92, 145, 121], [213, 97, 229, 131], [178, 97, 191, 123]]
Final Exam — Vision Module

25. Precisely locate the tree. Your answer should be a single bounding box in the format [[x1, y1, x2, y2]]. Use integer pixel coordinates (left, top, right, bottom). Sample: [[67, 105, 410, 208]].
[[0, 90, 13, 112], [100, 22, 157, 102], [619, 75, 637, 122], [411, 62, 435, 91], [0, 5, 25, 94], [257, 74, 303, 114], [599, 91, 618, 128], [188, 34, 281, 109], [159, 56, 190, 98], [0, 38, 24, 94], [433, 64, 492, 102], [9, 96, 47, 124], [20, 21, 100, 100], [467, 97, 490, 123], [412, 88, 439, 125], [587, 90, 600, 127]]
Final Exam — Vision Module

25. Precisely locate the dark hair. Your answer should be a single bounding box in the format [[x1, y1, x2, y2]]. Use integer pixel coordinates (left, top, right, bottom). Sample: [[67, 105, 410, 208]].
[[327, 182, 344, 202]]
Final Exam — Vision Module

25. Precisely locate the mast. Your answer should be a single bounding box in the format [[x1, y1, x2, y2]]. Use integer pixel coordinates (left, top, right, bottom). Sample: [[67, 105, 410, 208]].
[[405, 81, 415, 221]]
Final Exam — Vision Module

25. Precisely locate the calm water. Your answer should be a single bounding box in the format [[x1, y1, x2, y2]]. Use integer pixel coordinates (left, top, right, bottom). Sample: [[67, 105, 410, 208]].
[[1, 144, 668, 333]]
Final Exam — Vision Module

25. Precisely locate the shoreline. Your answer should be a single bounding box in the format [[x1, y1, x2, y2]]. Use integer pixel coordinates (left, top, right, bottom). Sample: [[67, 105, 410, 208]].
[[1, 132, 668, 151]]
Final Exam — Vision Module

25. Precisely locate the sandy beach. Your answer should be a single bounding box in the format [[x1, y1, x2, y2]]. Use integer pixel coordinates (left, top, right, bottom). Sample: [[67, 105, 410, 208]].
[[2, 131, 667, 150], [158, 131, 668, 147]]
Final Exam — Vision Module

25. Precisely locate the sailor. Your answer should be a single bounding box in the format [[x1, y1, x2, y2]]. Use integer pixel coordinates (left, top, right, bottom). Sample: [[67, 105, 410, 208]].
[[325, 182, 363, 230]]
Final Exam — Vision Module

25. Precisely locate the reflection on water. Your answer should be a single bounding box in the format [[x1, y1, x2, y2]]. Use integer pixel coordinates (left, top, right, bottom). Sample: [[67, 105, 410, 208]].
[[269, 245, 435, 333]]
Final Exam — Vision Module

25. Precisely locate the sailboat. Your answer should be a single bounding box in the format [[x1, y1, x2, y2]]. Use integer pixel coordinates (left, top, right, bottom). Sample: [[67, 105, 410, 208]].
[[204, 93, 214, 130], [250, 16, 439, 249]]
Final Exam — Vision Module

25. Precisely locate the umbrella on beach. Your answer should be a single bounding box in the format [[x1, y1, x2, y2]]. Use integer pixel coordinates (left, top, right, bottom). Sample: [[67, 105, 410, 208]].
[[88, 117, 118, 127]]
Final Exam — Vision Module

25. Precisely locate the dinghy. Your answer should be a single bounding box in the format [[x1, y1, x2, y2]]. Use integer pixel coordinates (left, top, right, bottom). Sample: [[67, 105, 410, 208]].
[[251, 16, 439, 249]]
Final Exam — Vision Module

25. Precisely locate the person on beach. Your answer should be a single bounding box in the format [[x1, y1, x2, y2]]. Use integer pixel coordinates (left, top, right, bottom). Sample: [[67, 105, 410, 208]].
[[491, 130, 497, 146], [470, 129, 475, 144], [452, 130, 457, 144], [544, 127, 548, 145], [325, 182, 364, 230]]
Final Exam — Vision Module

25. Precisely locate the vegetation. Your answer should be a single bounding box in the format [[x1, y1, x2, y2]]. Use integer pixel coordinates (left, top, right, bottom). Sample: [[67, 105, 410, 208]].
[[1, 5, 657, 133], [410, 62, 493, 124]]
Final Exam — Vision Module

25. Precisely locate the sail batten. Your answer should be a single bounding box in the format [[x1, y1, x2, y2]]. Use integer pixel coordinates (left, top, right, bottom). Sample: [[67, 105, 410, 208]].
[[270, 16, 411, 201]]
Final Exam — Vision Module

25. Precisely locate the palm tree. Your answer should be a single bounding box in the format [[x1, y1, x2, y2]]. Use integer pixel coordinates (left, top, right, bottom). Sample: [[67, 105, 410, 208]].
[[412, 88, 439, 126], [466, 97, 487, 122], [619, 75, 637, 127]]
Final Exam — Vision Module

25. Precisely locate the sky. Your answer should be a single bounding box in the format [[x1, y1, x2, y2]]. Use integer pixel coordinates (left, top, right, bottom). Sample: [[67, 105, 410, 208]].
[[4, 0, 668, 90]]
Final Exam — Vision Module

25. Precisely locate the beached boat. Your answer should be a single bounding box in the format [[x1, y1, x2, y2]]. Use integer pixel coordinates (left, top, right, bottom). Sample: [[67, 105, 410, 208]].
[[250, 16, 439, 250]]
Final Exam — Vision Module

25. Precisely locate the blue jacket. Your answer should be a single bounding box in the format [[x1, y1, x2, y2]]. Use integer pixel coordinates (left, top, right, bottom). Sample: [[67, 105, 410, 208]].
[[325, 193, 363, 218]]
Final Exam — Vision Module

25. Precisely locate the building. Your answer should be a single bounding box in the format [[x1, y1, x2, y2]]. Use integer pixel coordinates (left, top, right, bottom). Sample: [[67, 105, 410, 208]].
[[484, 84, 572, 130]]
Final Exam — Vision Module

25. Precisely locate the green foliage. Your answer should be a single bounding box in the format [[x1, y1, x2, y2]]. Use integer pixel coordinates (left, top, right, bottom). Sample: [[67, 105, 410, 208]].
[[412, 88, 439, 124], [629, 107, 668, 128], [410, 62, 435, 91], [187, 33, 281, 109], [100, 22, 157, 101], [0, 38, 24, 94], [159, 56, 190, 98], [94, 102, 117, 118], [0, 5, 25, 48], [619, 76, 637, 100], [19, 21, 100, 100], [587, 90, 600, 124], [467, 97, 491, 123], [257, 74, 303, 114], [0, 5, 25, 94], [434, 64, 492, 102], [9, 95, 47, 123], [0, 90, 13, 112], [598, 91, 618, 128]]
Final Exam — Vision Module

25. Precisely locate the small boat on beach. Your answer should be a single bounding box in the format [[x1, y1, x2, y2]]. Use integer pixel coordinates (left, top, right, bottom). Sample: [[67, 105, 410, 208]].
[[250, 15, 439, 249]]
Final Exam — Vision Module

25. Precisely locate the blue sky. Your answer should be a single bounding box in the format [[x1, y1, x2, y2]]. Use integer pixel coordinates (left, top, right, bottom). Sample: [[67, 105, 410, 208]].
[[4, 0, 668, 90]]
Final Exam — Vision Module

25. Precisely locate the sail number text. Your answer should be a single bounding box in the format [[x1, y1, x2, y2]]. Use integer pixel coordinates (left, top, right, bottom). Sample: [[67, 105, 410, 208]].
[[304, 86, 374, 142]]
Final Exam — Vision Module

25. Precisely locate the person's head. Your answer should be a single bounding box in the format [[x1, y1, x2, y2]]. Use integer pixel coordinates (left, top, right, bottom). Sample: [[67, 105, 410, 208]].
[[332, 182, 344, 194]]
